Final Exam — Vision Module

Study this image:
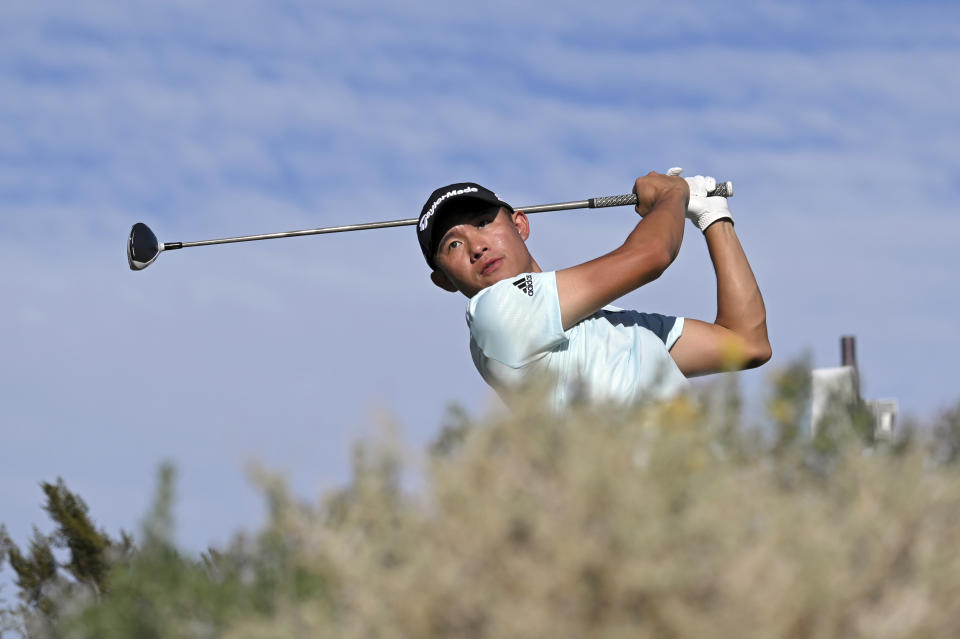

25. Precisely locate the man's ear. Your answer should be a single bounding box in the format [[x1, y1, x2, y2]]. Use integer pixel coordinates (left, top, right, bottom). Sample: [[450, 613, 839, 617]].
[[511, 209, 530, 241], [430, 269, 458, 293]]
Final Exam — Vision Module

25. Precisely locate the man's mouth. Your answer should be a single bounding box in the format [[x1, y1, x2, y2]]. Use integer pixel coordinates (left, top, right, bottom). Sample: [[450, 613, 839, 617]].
[[480, 257, 502, 275]]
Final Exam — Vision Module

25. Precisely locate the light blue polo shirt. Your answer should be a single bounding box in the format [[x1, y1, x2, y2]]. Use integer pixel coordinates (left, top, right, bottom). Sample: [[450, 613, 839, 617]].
[[467, 271, 688, 409]]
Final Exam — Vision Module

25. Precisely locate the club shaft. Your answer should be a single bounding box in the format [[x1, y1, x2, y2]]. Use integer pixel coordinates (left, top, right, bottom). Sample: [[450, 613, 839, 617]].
[[164, 183, 731, 251], [172, 206, 574, 250], [172, 218, 418, 249]]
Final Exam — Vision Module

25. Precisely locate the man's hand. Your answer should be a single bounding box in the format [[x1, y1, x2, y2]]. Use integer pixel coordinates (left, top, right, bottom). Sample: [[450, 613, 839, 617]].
[[665, 168, 734, 232], [632, 171, 689, 217]]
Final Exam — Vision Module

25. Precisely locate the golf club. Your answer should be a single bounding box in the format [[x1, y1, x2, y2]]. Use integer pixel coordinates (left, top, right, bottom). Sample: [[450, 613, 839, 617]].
[[128, 181, 733, 271]]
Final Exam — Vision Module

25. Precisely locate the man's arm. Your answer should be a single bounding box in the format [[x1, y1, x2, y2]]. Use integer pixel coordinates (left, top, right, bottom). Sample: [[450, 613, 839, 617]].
[[554, 172, 688, 331], [669, 217, 771, 376]]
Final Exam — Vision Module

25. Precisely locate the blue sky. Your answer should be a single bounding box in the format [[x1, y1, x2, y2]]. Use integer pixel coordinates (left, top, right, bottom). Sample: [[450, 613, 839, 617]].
[[2, 0, 959, 582]]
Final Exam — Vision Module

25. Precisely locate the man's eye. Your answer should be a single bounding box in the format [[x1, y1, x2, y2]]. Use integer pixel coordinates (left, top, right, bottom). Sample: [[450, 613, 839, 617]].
[[447, 240, 462, 250]]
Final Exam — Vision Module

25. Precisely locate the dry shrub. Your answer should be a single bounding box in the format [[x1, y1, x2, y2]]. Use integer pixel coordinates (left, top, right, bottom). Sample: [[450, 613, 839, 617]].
[[221, 380, 960, 639]]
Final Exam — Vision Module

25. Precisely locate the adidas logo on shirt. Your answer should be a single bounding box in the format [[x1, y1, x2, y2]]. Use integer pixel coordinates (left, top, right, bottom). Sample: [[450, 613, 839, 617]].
[[512, 274, 534, 296]]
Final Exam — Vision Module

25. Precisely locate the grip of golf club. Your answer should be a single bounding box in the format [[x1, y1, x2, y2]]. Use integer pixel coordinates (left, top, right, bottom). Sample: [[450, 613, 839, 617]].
[[590, 181, 733, 209]]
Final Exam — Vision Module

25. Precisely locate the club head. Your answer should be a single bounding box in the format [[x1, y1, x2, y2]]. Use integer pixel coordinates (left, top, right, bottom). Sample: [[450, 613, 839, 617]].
[[128, 222, 163, 270]]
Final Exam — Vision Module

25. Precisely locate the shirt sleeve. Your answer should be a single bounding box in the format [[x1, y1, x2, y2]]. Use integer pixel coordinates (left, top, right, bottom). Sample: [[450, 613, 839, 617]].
[[600, 309, 685, 349], [664, 316, 684, 349], [467, 271, 567, 368], [633, 312, 684, 349]]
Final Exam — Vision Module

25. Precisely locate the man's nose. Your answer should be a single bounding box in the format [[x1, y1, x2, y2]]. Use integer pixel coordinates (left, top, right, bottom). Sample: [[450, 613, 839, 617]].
[[467, 234, 488, 260], [470, 242, 488, 261]]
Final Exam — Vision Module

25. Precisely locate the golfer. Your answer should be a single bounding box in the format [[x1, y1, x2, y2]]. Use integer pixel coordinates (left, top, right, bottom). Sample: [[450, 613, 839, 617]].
[[417, 171, 770, 408]]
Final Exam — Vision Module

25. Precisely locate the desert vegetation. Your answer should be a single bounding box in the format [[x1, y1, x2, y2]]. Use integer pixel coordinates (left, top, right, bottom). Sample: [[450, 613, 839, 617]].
[[4, 364, 960, 638]]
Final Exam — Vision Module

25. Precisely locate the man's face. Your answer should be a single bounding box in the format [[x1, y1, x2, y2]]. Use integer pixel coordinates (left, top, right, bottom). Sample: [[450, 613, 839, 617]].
[[431, 206, 536, 297]]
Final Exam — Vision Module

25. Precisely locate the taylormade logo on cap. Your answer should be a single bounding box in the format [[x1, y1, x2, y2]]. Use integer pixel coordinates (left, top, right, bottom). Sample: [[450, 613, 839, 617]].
[[419, 186, 479, 231]]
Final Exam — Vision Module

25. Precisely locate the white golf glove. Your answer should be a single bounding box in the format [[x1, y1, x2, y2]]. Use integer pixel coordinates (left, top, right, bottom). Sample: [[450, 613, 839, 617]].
[[686, 195, 734, 232], [667, 167, 733, 232]]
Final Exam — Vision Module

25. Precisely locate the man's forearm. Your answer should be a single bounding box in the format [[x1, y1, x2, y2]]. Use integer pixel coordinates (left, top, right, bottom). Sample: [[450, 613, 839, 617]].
[[703, 220, 769, 350], [555, 176, 687, 330], [623, 186, 687, 269]]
